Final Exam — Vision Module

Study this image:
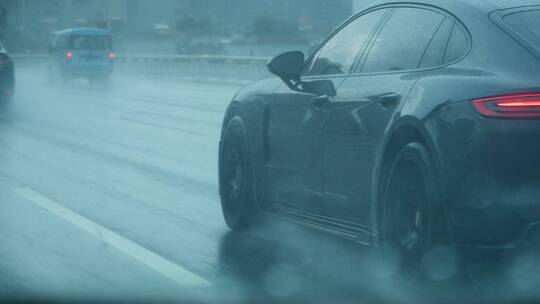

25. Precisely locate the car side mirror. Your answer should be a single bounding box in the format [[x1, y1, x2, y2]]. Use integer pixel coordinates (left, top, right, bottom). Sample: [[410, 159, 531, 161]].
[[267, 51, 336, 99], [267, 51, 305, 88]]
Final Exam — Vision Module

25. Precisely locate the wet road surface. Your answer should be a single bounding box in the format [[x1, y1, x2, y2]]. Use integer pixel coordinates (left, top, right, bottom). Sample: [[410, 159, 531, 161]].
[[0, 69, 533, 304], [0, 70, 375, 303]]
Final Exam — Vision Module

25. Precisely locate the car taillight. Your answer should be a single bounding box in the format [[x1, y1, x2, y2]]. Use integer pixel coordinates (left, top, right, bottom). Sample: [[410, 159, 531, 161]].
[[66, 51, 73, 60], [473, 94, 540, 118], [108, 52, 116, 60]]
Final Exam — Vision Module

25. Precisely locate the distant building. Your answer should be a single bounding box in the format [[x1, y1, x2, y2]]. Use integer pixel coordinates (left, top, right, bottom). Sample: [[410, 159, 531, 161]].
[[6, 0, 128, 33], [4, 0, 129, 50], [182, 0, 353, 38], [6, 0, 354, 37], [126, 0, 180, 34], [71, 0, 128, 27], [3, 0, 355, 52], [6, 0, 70, 33]]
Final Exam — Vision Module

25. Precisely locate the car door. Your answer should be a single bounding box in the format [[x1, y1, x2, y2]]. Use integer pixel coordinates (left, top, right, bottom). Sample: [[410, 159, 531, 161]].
[[320, 7, 451, 224], [265, 8, 388, 213]]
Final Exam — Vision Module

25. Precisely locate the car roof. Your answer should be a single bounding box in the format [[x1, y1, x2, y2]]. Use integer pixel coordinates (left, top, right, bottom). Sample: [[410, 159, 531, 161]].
[[480, 0, 540, 9], [55, 27, 110, 36], [357, 0, 540, 14]]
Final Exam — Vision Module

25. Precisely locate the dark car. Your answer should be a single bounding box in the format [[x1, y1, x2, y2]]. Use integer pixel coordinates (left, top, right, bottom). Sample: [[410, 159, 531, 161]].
[[0, 42, 14, 100], [218, 0, 540, 273], [48, 28, 115, 83]]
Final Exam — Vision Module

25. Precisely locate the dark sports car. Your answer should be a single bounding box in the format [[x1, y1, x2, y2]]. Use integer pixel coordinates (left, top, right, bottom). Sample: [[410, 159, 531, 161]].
[[219, 0, 540, 272]]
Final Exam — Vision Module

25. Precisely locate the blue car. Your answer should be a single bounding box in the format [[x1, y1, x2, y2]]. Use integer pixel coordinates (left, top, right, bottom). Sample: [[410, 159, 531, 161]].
[[48, 28, 115, 83]]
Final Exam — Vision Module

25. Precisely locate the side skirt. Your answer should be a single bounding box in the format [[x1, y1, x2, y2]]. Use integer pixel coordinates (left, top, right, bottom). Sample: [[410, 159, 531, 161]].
[[265, 204, 377, 246]]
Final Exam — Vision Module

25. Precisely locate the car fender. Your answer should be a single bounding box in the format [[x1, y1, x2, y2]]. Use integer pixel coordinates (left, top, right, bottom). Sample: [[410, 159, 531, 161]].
[[369, 79, 452, 243]]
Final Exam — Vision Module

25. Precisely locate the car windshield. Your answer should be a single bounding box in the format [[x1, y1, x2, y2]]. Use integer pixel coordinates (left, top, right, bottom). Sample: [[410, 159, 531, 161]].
[[503, 10, 540, 51], [70, 35, 111, 50]]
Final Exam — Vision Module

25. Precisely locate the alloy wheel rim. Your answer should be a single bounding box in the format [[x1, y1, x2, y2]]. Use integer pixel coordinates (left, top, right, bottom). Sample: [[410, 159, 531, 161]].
[[386, 159, 428, 270], [224, 149, 244, 214]]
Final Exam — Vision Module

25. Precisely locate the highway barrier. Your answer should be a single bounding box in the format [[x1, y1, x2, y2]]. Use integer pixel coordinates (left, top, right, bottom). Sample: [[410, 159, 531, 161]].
[[12, 54, 272, 84]]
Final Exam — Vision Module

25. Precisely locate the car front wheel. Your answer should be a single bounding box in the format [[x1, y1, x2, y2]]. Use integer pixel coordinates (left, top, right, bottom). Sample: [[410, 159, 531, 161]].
[[219, 118, 258, 231]]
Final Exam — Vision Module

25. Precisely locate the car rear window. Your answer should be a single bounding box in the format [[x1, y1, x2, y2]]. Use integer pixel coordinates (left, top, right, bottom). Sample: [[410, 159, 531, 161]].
[[70, 35, 111, 50], [503, 10, 540, 51]]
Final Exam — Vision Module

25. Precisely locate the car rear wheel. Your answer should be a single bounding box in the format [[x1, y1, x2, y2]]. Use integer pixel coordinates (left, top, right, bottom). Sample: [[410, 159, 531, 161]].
[[381, 143, 438, 277], [219, 119, 258, 230]]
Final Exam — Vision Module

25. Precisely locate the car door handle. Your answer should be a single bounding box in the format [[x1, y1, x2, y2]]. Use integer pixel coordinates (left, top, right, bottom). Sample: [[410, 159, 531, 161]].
[[376, 92, 402, 108]]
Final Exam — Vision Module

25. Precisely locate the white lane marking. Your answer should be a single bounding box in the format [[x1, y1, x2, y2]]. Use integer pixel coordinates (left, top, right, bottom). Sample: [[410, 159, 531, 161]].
[[13, 187, 212, 288]]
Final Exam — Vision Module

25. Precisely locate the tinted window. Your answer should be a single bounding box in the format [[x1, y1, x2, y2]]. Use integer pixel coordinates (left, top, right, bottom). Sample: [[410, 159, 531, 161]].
[[54, 35, 68, 50], [444, 23, 468, 64], [305, 9, 386, 76], [361, 8, 445, 73], [419, 18, 453, 68], [70, 35, 111, 50], [504, 10, 540, 52]]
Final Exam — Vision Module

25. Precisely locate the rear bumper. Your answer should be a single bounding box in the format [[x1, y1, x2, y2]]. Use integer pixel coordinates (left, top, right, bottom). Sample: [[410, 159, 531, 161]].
[[427, 100, 540, 247], [65, 64, 113, 78]]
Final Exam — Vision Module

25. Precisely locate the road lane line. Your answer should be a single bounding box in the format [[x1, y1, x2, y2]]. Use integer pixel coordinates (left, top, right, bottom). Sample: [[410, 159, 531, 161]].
[[13, 187, 212, 288]]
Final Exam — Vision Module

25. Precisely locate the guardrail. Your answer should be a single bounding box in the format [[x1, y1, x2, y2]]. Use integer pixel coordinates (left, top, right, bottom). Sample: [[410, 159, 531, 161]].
[[11, 54, 272, 83], [11, 54, 49, 67]]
